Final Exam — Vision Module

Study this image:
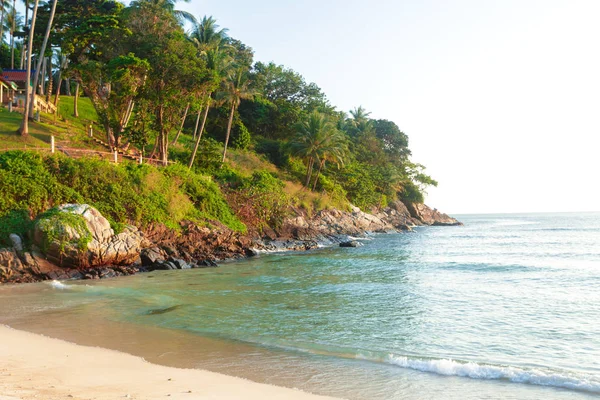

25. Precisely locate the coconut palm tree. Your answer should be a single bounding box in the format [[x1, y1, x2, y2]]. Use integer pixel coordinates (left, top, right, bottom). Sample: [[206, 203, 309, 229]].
[[131, 0, 196, 25], [175, 16, 227, 145], [53, 50, 67, 106], [311, 129, 347, 190], [29, 0, 57, 118], [0, 0, 10, 45], [216, 68, 255, 163], [18, 0, 38, 136], [7, 2, 22, 69], [187, 15, 229, 168], [290, 111, 346, 189]]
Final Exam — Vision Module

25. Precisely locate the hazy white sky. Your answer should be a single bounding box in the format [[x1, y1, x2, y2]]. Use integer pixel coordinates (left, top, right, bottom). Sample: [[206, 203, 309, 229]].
[[177, 0, 599, 214]]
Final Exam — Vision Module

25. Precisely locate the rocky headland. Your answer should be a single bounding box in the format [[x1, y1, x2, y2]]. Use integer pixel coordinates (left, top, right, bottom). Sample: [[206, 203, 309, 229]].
[[0, 201, 460, 284]]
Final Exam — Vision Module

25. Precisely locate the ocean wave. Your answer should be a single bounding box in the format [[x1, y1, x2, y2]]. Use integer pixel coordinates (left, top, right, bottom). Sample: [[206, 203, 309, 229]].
[[48, 280, 72, 290], [387, 355, 600, 393]]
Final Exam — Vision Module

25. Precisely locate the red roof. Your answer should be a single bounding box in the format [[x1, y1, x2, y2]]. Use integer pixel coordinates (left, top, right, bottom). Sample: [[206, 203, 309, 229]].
[[1, 70, 29, 82]]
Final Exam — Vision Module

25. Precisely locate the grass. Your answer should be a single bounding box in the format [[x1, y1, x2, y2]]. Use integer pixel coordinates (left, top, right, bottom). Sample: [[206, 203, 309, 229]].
[[0, 98, 106, 152]]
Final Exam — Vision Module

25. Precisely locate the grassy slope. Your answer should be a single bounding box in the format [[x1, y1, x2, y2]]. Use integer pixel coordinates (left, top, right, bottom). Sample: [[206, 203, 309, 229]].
[[0, 97, 105, 152]]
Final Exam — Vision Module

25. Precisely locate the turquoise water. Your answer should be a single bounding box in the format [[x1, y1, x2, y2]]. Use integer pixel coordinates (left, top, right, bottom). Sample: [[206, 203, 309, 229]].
[[1, 213, 600, 399]]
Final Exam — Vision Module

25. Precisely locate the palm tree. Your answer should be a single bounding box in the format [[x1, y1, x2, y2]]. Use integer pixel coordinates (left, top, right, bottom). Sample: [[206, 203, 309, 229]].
[[29, 0, 57, 118], [53, 51, 67, 106], [0, 0, 10, 45], [8, 1, 21, 69], [311, 129, 347, 190], [349, 106, 371, 126], [18, 0, 38, 136], [290, 111, 346, 188], [132, 0, 196, 25], [216, 68, 255, 163], [187, 15, 229, 168]]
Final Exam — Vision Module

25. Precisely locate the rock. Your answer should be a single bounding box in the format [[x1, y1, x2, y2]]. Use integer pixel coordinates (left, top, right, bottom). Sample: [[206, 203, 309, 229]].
[[140, 247, 165, 266], [340, 240, 361, 248], [406, 203, 462, 226], [33, 204, 147, 268], [168, 257, 191, 269], [0, 248, 24, 280], [9, 234, 23, 253]]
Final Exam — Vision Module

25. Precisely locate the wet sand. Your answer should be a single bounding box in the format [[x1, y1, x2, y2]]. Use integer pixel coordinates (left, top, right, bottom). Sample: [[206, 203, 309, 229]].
[[0, 325, 339, 400]]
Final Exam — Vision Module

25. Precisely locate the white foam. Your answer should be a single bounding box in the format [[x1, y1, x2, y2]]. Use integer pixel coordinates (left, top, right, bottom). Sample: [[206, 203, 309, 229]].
[[387, 355, 600, 393], [48, 280, 72, 290]]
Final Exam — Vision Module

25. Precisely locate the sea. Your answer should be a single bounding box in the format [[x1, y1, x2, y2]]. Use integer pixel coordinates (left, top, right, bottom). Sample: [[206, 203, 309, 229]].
[[1, 212, 599, 399]]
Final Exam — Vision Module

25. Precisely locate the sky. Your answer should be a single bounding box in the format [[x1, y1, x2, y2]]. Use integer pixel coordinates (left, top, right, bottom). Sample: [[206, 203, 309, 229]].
[[175, 0, 599, 214]]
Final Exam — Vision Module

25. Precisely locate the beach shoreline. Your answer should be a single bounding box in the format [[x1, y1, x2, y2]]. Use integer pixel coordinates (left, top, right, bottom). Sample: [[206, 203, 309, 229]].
[[0, 325, 339, 400]]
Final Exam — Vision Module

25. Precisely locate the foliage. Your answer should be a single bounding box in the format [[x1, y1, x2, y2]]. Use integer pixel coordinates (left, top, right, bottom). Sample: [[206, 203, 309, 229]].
[[35, 207, 93, 253], [0, 151, 244, 233], [0, 210, 32, 248], [232, 119, 251, 150], [223, 170, 290, 231]]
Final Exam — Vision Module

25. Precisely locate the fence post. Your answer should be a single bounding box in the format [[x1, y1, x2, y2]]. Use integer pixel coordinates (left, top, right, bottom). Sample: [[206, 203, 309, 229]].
[[51, 136, 55, 154], [139, 153, 143, 165], [88, 124, 93, 138], [114, 150, 118, 164]]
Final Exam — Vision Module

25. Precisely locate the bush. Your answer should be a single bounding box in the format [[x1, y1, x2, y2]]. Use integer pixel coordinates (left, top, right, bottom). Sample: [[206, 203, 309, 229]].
[[0, 151, 245, 234], [0, 210, 33, 248]]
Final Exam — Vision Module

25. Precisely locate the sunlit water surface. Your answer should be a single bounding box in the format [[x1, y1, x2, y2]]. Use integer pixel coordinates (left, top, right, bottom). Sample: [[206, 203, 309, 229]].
[[1, 213, 599, 399]]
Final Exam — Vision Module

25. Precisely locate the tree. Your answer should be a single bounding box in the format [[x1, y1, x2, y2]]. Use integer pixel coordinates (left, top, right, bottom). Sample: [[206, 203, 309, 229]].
[[187, 15, 228, 168], [216, 68, 255, 163], [130, 0, 196, 25], [29, 0, 57, 119], [126, 1, 209, 165], [17, 0, 37, 136], [290, 111, 345, 188], [8, 1, 20, 69], [0, 0, 9, 46]]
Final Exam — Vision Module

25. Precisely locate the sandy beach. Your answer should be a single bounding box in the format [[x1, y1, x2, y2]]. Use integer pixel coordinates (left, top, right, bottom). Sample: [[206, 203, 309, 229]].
[[0, 325, 339, 400]]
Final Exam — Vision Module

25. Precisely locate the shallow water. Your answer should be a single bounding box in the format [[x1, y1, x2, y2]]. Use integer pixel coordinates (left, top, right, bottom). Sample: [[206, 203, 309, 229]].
[[1, 212, 599, 399]]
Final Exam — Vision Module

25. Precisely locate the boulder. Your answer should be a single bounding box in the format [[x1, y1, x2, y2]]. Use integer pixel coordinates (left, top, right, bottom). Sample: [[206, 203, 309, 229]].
[[406, 203, 462, 226], [140, 247, 166, 266], [33, 204, 148, 268], [9, 234, 24, 253], [339, 240, 361, 248]]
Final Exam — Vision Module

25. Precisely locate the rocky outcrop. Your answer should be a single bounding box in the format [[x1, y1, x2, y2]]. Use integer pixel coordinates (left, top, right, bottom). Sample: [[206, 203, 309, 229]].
[[33, 204, 148, 268], [277, 206, 394, 240], [405, 203, 462, 226]]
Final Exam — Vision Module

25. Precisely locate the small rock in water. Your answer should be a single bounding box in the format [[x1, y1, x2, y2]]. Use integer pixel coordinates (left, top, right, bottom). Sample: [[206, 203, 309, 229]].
[[339, 240, 361, 248]]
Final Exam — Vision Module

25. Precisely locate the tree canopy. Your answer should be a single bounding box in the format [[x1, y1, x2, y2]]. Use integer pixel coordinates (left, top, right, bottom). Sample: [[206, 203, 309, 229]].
[[0, 1, 438, 211]]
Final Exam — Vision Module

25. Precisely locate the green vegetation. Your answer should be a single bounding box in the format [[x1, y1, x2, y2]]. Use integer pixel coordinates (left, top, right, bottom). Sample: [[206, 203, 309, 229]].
[[35, 207, 92, 253], [0, 0, 439, 237], [0, 151, 246, 245]]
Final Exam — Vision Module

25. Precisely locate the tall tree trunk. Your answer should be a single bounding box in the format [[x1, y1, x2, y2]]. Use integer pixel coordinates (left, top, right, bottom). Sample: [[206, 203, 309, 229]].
[[73, 81, 79, 117], [18, 0, 39, 136], [172, 103, 189, 145], [65, 78, 71, 96], [157, 106, 168, 166], [305, 157, 315, 188], [188, 99, 210, 169], [39, 56, 46, 94], [192, 108, 201, 140], [46, 56, 53, 102], [221, 102, 235, 163], [9, 0, 15, 69], [54, 78, 62, 106], [312, 159, 326, 191], [29, 0, 57, 118], [0, 5, 6, 50]]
